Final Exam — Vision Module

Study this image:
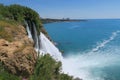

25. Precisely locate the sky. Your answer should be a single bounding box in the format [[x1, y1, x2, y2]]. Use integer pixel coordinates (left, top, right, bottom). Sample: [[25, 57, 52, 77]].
[[0, 0, 120, 19]]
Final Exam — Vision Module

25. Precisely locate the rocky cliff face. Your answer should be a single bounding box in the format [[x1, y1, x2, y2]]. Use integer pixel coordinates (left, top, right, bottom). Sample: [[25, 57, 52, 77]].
[[0, 22, 37, 78]]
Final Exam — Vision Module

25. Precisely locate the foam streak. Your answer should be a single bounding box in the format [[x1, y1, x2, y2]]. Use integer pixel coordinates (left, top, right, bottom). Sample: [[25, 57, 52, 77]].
[[92, 30, 120, 52]]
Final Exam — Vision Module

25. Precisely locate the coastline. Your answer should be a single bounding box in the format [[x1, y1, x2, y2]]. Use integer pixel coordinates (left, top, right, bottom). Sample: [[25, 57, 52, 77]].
[[41, 18, 87, 24]]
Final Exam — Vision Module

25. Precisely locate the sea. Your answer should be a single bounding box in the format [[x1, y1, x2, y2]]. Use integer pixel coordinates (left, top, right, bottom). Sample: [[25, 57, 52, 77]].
[[44, 19, 120, 80]]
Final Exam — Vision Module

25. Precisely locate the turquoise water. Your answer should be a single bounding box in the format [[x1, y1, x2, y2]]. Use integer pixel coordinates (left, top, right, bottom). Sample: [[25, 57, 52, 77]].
[[44, 19, 120, 80], [44, 19, 120, 54]]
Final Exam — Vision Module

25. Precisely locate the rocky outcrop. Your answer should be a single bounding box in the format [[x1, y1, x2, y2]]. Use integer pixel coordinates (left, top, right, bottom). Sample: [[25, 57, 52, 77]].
[[0, 24, 37, 78]]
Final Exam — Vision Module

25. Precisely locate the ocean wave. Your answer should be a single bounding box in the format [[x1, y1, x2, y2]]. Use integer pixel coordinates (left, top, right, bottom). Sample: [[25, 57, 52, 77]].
[[91, 30, 120, 52]]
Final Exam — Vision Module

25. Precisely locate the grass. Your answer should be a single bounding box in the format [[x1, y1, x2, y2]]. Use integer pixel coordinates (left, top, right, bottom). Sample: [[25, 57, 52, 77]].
[[0, 19, 20, 42], [0, 62, 20, 80], [0, 21, 13, 42]]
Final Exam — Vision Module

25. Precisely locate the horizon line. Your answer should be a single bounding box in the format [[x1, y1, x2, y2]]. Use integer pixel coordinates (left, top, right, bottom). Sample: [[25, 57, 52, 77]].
[[41, 17, 120, 20]]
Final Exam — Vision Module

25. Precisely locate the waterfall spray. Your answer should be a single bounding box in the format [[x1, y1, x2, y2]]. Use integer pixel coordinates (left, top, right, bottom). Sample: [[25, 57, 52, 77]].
[[39, 32, 63, 60]]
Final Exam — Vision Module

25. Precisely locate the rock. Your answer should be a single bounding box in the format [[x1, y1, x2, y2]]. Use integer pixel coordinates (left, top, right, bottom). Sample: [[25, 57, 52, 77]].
[[0, 24, 37, 78]]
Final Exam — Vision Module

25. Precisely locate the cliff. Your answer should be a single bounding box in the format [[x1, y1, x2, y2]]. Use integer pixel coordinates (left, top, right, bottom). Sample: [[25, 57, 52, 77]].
[[0, 20, 74, 80], [0, 20, 37, 78]]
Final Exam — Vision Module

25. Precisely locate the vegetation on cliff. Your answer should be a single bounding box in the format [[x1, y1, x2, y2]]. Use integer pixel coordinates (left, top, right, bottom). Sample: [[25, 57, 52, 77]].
[[0, 20, 20, 42], [0, 4, 42, 33], [0, 62, 21, 80]]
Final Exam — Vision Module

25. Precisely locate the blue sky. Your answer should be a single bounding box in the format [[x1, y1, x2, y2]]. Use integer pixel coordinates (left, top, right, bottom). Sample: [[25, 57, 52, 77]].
[[0, 0, 120, 19]]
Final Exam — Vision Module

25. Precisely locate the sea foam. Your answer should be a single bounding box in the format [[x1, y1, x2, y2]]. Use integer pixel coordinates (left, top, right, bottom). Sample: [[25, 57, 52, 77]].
[[62, 30, 120, 80]]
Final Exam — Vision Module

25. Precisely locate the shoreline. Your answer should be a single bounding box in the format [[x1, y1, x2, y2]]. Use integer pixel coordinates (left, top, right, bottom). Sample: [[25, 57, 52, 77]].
[[41, 18, 87, 24]]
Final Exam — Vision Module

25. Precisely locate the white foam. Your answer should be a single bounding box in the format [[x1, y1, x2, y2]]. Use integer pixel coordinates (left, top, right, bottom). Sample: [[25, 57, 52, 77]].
[[39, 32, 63, 61], [92, 30, 120, 52], [62, 47, 120, 80]]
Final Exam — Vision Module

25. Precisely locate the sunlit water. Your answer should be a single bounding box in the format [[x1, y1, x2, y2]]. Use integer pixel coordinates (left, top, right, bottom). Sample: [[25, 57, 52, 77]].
[[44, 19, 120, 80]]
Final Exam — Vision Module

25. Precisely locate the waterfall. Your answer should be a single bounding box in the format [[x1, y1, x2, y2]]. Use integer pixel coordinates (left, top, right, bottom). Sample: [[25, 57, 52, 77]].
[[33, 23, 40, 52], [25, 21, 63, 60], [25, 21, 40, 53], [25, 21, 33, 39], [39, 32, 63, 60]]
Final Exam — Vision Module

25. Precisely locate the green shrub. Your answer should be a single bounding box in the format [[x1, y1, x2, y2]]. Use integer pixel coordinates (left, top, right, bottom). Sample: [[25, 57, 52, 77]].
[[30, 54, 61, 80], [0, 4, 42, 33], [29, 54, 73, 80], [60, 73, 73, 80], [0, 62, 20, 80]]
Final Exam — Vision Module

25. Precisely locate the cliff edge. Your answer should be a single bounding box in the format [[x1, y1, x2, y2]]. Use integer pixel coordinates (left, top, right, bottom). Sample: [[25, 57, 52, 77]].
[[0, 20, 37, 78]]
